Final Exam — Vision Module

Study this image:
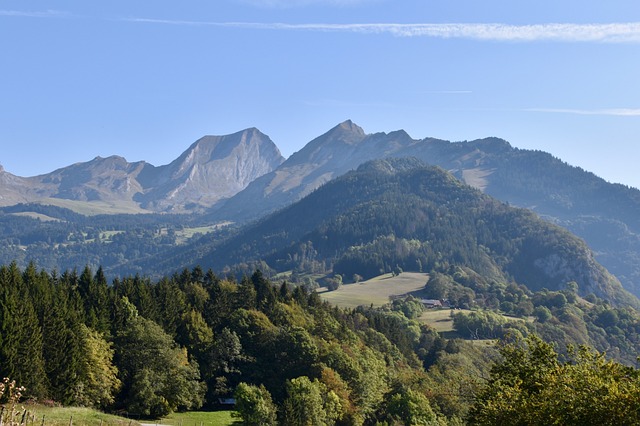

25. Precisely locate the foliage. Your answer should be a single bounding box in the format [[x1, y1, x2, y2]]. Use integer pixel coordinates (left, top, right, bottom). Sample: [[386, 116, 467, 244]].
[[469, 335, 640, 425], [233, 382, 277, 426], [386, 388, 437, 425], [283, 376, 342, 426], [4, 262, 640, 424], [0, 378, 26, 426], [114, 302, 205, 417], [74, 324, 121, 408]]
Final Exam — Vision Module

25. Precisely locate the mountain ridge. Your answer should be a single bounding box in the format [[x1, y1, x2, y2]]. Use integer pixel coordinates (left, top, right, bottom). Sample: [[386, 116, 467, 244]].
[[0, 128, 284, 213]]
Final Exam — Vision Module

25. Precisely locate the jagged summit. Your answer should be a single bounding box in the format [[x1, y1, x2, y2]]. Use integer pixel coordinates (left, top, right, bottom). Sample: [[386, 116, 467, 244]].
[[133, 127, 285, 212]]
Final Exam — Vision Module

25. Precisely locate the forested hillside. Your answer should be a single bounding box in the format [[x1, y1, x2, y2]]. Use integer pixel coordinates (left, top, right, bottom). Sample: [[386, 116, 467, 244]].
[[3, 263, 640, 425], [180, 158, 633, 308]]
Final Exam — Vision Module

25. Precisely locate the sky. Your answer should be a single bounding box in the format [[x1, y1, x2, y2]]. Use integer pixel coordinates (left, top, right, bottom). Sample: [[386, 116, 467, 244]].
[[1, 0, 639, 188]]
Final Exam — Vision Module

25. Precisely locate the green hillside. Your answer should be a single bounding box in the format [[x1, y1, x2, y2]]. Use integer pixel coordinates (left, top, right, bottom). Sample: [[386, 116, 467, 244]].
[[191, 158, 634, 308]]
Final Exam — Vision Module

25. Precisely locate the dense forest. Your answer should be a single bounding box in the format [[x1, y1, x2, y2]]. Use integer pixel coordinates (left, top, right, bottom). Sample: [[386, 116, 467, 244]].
[[3, 262, 640, 424]]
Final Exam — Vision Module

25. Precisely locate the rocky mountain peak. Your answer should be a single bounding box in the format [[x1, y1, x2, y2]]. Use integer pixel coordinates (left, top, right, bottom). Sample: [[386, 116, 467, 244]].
[[327, 119, 366, 142], [134, 128, 285, 212]]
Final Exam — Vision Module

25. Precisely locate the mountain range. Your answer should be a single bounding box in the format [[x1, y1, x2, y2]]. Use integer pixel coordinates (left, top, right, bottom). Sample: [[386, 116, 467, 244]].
[[0, 128, 284, 213], [1, 120, 640, 299]]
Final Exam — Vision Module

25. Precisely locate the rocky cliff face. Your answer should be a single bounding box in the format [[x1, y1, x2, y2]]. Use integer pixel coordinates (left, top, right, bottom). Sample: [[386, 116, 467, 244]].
[[135, 128, 284, 212]]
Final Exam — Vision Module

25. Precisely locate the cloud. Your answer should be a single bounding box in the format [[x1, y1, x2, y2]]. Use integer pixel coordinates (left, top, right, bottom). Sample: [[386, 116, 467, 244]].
[[0, 10, 69, 18], [527, 108, 640, 116], [122, 20, 640, 43]]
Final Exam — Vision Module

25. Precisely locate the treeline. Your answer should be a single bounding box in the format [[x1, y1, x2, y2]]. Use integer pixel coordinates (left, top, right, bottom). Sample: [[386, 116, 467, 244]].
[[0, 262, 485, 424]]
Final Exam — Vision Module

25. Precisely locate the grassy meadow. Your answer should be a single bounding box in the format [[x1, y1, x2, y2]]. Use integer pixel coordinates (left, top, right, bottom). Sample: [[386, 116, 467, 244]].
[[157, 411, 238, 426], [13, 405, 141, 426], [8, 406, 239, 426], [319, 272, 428, 309]]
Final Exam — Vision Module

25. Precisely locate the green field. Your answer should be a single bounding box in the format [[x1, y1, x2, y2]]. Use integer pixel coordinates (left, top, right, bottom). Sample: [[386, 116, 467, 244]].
[[11, 406, 238, 426], [16, 404, 140, 426], [418, 308, 460, 333], [418, 308, 526, 345], [157, 411, 238, 426], [173, 223, 231, 244], [319, 272, 428, 308]]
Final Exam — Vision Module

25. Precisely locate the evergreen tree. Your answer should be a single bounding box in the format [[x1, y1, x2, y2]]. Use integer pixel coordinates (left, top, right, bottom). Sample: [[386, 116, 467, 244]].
[[0, 263, 48, 397]]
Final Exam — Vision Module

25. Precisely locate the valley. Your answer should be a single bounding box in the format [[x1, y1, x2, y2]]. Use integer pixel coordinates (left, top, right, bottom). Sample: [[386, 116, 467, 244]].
[[2, 122, 640, 425]]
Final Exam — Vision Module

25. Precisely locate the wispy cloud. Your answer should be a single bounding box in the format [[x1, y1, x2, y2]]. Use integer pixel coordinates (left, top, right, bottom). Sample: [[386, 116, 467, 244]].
[[527, 108, 640, 116], [0, 9, 69, 18], [123, 19, 640, 43]]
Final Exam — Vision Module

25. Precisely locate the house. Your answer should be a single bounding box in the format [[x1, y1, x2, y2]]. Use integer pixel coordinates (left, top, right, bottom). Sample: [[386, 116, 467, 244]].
[[421, 299, 443, 308]]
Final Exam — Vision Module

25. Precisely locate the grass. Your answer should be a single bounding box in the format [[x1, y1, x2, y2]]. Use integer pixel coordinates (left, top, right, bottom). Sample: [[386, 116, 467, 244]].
[[9, 212, 61, 222], [39, 198, 152, 215], [157, 411, 239, 426], [173, 223, 231, 244], [16, 406, 238, 426], [319, 272, 429, 309], [418, 308, 461, 333], [418, 308, 526, 344], [18, 404, 140, 426]]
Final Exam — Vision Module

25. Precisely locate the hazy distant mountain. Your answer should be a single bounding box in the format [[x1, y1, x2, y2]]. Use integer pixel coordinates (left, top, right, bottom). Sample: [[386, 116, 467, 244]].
[[0, 128, 284, 213], [189, 158, 636, 307]]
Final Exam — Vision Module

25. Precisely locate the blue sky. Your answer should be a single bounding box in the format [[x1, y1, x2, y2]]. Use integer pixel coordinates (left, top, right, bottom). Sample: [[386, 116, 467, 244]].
[[2, 1, 639, 188]]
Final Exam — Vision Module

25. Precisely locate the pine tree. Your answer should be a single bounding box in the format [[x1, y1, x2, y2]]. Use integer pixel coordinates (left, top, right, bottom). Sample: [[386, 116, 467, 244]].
[[0, 263, 48, 398]]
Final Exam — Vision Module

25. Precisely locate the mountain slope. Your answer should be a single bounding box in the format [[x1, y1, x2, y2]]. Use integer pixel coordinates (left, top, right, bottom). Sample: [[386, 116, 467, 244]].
[[190, 158, 636, 307]]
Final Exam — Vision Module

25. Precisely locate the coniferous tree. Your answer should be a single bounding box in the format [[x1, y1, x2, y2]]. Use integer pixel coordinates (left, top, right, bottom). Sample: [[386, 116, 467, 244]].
[[0, 262, 48, 397], [43, 276, 84, 404]]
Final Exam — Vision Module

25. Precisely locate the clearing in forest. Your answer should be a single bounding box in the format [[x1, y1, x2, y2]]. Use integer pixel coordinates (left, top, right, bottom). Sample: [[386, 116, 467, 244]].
[[319, 272, 428, 309]]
